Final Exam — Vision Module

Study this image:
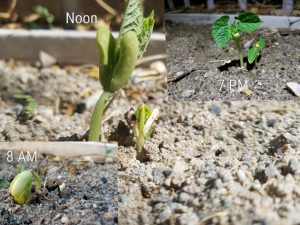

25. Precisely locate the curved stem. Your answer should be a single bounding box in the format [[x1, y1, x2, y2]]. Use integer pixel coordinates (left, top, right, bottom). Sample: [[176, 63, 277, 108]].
[[88, 91, 113, 141], [136, 106, 145, 156], [235, 38, 244, 68]]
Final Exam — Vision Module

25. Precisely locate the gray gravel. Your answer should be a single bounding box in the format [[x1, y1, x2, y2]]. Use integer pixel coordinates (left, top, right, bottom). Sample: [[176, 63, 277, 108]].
[[119, 100, 300, 225], [0, 151, 117, 225]]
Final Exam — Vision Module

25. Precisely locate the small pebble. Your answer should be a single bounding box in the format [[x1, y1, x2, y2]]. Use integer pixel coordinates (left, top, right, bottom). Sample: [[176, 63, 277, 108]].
[[265, 164, 278, 179], [158, 207, 172, 224], [178, 192, 193, 203], [288, 159, 300, 174], [177, 212, 199, 225], [218, 169, 232, 182], [237, 169, 247, 183], [181, 90, 195, 98], [61, 215, 69, 224]]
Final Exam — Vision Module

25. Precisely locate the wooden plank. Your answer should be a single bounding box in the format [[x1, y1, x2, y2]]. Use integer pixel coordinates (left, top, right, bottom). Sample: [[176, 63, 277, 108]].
[[166, 13, 300, 29], [0, 30, 165, 64], [0, 142, 118, 162]]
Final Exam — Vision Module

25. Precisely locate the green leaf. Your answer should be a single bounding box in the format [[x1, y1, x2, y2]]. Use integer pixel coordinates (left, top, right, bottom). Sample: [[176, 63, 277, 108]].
[[14, 94, 33, 101], [119, 0, 143, 37], [212, 15, 232, 48], [25, 100, 37, 115], [34, 5, 49, 15], [118, 0, 155, 60], [247, 46, 260, 64], [235, 12, 262, 32], [138, 11, 155, 60]]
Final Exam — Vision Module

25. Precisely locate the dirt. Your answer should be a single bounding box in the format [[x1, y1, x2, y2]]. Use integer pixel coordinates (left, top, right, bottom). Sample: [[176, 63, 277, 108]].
[[118, 100, 300, 225], [0, 58, 166, 224], [0, 59, 166, 142], [166, 21, 300, 101], [0, 151, 117, 225]]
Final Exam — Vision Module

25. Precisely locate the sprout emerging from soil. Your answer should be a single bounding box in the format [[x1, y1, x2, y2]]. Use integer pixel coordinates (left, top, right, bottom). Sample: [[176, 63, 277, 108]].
[[126, 104, 159, 160], [9, 170, 41, 205], [14, 94, 37, 120], [212, 12, 265, 68], [88, 0, 155, 141]]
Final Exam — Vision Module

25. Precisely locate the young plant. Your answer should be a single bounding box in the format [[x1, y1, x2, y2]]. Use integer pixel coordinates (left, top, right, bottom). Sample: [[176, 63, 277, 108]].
[[9, 170, 41, 205], [14, 94, 37, 120], [212, 12, 264, 68], [126, 104, 159, 160], [33, 5, 54, 29], [88, 0, 155, 141]]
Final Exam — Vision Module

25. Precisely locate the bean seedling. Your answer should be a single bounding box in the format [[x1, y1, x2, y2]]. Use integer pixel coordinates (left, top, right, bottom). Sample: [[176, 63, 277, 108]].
[[88, 0, 155, 141], [212, 12, 265, 68], [9, 170, 41, 205], [14, 94, 37, 120], [126, 104, 159, 161]]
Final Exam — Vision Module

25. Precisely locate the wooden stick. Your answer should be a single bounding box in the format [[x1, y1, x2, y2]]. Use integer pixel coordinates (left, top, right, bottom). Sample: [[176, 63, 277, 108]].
[[95, 0, 118, 16], [0, 142, 118, 162]]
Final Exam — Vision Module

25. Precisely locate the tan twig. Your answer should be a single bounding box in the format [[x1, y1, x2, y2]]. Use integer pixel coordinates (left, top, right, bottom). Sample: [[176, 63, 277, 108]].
[[138, 54, 167, 66], [95, 0, 118, 16], [199, 211, 228, 225], [0, 0, 17, 19]]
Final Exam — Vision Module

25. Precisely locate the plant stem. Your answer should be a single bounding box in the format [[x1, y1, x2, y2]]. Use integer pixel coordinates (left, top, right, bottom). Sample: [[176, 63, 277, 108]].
[[136, 106, 145, 156], [88, 91, 113, 141], [235, 38, 244, 68]]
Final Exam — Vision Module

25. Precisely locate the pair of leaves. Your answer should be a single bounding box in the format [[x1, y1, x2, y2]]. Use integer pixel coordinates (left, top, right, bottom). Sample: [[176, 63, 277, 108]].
[[97, 0, 155, 93], [212, 12, 263, 48], [247, 36, 265, 64]]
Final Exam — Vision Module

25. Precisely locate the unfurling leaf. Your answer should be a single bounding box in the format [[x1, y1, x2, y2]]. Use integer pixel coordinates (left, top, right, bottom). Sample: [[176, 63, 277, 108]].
[[119, 0, 155, 60]]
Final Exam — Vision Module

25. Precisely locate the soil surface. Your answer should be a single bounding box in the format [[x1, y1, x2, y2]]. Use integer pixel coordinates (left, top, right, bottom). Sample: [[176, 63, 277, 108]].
[[0, 58, 166, 224], [0, 151, 117, 225], [0, 59, 166, 141], [119, 100, 300, 225], [167, 21, 300, 101]]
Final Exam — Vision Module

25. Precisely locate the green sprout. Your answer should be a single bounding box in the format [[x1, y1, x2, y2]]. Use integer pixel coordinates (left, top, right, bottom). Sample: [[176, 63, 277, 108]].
[[14, 94, 37, 119], [0, 178, 9, 189], [33, 5, 54, 29], [9, 170, 41, 205], [212, 12, 265, 68], [88, 0, 155, 141], [127, 104, 159, 160]]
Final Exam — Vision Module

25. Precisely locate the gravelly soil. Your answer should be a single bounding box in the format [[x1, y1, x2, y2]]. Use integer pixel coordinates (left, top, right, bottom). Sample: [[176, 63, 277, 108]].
[[119, 100, 300, 225], [167, 21, 300, 101], [0, 151, 117, 225], [0, 59, 166, 141], [0, 58, 166, 225]]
